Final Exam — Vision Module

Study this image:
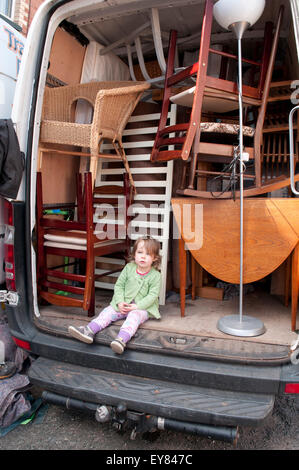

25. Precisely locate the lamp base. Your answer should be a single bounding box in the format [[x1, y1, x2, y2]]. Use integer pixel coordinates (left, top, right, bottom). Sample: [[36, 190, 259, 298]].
[[217, 315, 266, 337]]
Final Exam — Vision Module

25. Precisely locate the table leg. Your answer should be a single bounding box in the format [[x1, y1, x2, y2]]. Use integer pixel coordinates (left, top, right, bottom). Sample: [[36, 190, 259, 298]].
[[179, 237, 186, 317], [284, 255, 291, 307], [191, 255, 196, 300], [291, 244, 299, 332]]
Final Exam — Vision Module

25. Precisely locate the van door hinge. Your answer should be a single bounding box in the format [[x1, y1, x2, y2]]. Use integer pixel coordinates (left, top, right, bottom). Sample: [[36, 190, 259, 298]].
[[0, 290, 19, 306]]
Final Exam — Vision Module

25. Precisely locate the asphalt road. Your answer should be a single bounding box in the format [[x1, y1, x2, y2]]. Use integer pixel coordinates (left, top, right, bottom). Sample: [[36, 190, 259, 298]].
[[0, 391, 298, 452]]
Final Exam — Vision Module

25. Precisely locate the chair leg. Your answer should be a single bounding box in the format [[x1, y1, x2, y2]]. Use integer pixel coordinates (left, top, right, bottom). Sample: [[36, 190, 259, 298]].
[[88, 283, 95, 317], [114, 140, 137, 195], [180, 1, 213, 164], [83, 257, 95, 316], [179, 161, 188, 190], [83, 171, 95, 316], [89, 155, 98, 188], [188, 128, 201, 190], [76, 173, 85, 223]]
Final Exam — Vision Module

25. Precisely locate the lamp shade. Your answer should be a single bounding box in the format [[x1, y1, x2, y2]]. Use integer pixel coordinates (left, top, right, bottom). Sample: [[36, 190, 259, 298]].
[[213, 0, 265, 30]]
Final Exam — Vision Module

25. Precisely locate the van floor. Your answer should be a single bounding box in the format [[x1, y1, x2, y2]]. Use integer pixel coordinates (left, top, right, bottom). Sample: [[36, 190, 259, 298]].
[[36, 288, 298, 362]]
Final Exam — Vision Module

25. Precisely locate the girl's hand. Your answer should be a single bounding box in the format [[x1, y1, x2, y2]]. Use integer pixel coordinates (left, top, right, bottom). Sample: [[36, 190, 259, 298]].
[[118, 302, 137, 313], [118, 302, 129, 314], [120, 302, 138, 313], [124, 303, 137, 312]]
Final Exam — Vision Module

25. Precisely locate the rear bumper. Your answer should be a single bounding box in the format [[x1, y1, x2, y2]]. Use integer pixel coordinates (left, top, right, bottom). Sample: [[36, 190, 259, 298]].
[[28, 354, 275, 429], [7, 303, 299, 429]]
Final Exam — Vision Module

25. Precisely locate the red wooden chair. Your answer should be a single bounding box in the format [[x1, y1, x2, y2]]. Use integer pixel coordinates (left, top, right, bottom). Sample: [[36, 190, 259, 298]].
[[151, 0, 284, 198], [36, 171, 132, 316]]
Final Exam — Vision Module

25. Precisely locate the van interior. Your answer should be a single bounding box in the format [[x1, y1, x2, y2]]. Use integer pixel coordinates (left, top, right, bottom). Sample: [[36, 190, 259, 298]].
[[33, 0, 299, 363]]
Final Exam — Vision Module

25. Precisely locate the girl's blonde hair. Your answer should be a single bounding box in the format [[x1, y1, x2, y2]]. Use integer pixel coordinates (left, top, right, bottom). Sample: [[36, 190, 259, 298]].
[[129, 236, 161, 270]]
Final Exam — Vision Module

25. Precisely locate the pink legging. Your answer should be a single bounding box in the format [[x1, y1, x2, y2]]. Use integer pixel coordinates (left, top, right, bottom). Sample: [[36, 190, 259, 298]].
[[88, 305, 148, 343]]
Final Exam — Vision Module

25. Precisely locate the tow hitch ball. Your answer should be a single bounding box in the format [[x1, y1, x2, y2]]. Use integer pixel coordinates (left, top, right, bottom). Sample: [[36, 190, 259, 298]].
[[96, 403, 150, 439], [96, 403, 128, 430]]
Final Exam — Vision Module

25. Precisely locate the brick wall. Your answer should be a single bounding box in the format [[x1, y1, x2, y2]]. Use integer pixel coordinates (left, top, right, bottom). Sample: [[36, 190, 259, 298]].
[[28, 0, 44, 29], [13, 0, 45, 36]]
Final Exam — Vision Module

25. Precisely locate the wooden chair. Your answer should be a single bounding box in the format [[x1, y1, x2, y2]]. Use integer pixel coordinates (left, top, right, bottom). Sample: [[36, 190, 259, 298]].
[[36, 171, 132, 316], [39, 80, 150, 192], [151, 0, 285, 198]]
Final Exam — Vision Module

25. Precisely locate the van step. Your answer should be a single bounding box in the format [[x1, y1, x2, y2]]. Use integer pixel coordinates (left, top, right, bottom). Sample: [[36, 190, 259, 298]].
[[28, 357, 275, 427]]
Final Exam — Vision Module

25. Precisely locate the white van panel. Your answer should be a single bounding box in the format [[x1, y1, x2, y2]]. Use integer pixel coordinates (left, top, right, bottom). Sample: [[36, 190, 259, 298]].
[[0, 77, 16, 119], [0, 17, 25, 118]]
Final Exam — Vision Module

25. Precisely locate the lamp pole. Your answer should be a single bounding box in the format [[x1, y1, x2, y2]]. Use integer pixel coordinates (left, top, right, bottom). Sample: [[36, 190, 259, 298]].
[[234, 22, 248, 325], [214, 2, 266, 336]]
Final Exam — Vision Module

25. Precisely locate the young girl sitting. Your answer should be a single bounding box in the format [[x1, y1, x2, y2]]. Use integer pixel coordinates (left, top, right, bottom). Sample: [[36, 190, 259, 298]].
[[68, 236, 161, 354]]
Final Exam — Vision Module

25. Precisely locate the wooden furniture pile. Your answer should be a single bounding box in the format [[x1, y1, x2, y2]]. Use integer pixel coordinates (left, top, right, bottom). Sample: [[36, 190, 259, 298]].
[[150, 0, 298, 199], [35, 0, 299, 332]]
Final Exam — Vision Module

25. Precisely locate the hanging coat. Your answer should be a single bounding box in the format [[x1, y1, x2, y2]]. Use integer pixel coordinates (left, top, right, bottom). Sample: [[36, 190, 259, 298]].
[[0, 119, 24, 199]]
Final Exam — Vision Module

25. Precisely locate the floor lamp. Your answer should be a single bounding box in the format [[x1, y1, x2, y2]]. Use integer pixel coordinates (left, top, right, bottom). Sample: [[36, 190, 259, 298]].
[[214, 0, 266, 337]]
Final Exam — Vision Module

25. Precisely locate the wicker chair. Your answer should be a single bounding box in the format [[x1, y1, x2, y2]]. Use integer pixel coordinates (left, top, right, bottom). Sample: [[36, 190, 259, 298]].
[[39, 81, 150, 191]]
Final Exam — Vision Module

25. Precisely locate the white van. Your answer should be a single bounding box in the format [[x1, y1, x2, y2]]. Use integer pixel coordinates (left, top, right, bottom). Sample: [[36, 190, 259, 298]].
[[2, 0, 299, 444], [0, 14, 25, 285]]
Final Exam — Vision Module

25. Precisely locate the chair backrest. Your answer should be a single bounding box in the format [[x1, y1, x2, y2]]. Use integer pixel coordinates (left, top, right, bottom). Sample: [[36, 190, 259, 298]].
[[37, 171, 132, 240], [36, 171, 90, 234], [42, 81, 147, 122], [91, 82, 150, 141], [92, 172, 132, 242]]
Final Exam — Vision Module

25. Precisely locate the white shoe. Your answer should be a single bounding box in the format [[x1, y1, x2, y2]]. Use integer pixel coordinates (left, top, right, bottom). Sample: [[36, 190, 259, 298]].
[[110, 338, 126, 354], [68, 325, 94, 344]]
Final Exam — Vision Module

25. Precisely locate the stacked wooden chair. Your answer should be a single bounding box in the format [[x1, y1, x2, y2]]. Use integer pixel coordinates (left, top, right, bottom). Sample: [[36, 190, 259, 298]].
[[151, 0, 286, 198], [36, 171, 133, 316]]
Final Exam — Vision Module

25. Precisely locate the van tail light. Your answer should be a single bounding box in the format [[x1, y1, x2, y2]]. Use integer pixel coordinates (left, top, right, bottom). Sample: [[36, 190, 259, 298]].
[[12, 337, 31, 351], [4, 199, 16, 291], [284, 383, 299, 394]]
